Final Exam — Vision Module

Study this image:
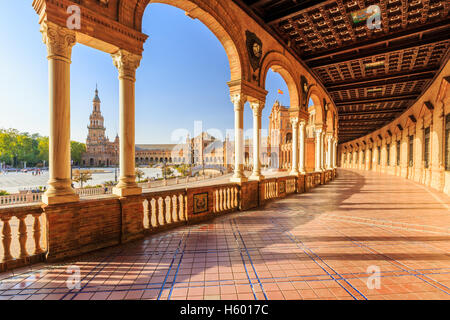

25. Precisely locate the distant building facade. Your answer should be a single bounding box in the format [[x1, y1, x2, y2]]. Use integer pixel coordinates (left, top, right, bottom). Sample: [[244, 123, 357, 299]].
[[268, 101, 292, 170], [82, 87, 232, 168], [82, 87, 119, 167]]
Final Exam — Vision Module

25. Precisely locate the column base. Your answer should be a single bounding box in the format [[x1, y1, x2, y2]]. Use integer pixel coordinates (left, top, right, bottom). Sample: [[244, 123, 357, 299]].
[[289, 170, 300, 177], [249, 174, 264, 181], [230, 176, 248, 183], [42, 193, 79, 205], [113, 186, 142, 197]]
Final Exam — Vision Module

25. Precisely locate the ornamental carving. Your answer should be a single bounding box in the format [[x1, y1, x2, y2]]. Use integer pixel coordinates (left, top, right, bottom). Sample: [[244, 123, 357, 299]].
[[40, 21, 76, 60], [245, 31, 263, 72], [111, 50, 142, 81], [231, 94, 245, 111], [250, 101, 263, 116]]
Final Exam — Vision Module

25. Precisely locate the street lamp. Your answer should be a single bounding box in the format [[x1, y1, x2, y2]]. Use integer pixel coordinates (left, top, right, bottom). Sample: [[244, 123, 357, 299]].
[[163, 159, 167, 180], [202, 159, 205, 177]]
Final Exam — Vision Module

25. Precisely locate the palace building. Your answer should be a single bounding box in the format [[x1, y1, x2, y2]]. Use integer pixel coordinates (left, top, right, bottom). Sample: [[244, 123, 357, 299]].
[[82, 87, 233, 168], [82, 87, 119, 167]]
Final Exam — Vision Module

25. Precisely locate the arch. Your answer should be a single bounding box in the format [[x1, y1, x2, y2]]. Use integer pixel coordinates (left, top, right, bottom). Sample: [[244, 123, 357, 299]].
[[259, 51, 300, 110], [307, 86, 325, 127], [120, 0, 247, 82]]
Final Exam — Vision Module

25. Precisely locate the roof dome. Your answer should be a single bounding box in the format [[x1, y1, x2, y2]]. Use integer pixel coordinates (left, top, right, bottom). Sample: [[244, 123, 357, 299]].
[[93, 86, 101, 103]]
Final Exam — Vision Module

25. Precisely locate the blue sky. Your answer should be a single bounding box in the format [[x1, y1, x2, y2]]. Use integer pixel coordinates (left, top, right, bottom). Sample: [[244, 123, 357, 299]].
[[0, 2, 290, 144]]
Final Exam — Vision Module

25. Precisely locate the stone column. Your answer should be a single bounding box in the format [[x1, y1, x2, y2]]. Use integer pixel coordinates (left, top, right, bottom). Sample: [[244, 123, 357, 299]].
[[326, 135, 333, 169], [333, 140, 338, 168], [230, 94, 247, 183], [249, 101, 264, 181], [111, 50, 142, 197], [299, 120, 306, 173], [40, 21, 79, 205], [289, 117, 299, 176], [321, 131, 326, 171], [315, 128, 322, 172]]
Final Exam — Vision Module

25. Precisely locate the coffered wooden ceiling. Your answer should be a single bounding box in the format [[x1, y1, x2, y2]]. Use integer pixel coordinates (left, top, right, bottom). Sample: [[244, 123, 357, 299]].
[[234, 0, 450, 143]]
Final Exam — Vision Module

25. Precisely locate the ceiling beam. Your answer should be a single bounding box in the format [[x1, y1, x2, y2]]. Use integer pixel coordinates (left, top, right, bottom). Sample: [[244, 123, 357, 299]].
[[265, 0, 331, 24], [335, 93, 419, 106], [339, 118, 395, 124], [326, 70, 435, 92], [303, 21, 450, 65], [339, 108, 405, 117]]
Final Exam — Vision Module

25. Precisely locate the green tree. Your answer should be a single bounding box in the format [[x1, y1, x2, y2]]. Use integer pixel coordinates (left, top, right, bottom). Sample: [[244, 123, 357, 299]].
[[72, 169, 92, 188], [37, 137, 49, 165], [135, 168, 145, 182], [71, 141, 86, 165]]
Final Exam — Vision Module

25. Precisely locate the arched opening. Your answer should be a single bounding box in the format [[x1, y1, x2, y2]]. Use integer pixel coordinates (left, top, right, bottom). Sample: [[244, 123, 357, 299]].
[[133, 3, 243, 178], [261, 66, 295, 171]]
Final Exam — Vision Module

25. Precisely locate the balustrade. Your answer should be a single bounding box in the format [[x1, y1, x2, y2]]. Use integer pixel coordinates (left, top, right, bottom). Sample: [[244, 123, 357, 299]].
[[213, 185, 239, 213], [0, 205, 46, 271], [142, 189, 187, 231]]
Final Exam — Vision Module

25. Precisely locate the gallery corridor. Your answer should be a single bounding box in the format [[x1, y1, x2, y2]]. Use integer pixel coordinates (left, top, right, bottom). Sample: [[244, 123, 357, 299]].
[[0, 169, 449, 300]]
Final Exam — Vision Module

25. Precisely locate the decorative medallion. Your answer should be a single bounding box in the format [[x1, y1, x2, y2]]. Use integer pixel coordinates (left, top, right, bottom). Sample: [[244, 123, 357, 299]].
[[246, 31, 263, 72], [300, 76, 308, 109], [193, 192, 208, 214]]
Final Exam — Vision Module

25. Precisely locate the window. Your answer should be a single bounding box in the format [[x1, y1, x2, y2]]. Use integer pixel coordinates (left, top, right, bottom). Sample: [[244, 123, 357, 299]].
[[424, 127, 430, 169], [396, 141, 400, 166], [377, 146, 381, 165], [386, 143, 390, 166], [446, 114, 450, 171], [408, 135, 414, 167], [362, 150, 365, 164]]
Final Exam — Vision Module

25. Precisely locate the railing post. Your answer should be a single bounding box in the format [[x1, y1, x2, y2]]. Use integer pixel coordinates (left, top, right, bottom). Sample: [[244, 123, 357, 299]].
[[32, 212, 44, 254], [18, 215, 28, 258], [1, 216, 12, 262]]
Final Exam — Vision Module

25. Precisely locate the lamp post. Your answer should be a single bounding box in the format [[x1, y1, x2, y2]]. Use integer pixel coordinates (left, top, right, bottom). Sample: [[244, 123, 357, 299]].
[[202, 159, 205, 177], [163, 160, 167, 180]]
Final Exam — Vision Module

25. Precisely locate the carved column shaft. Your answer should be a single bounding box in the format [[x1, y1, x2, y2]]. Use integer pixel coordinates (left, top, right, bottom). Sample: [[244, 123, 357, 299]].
[[112, 50, 142, 196], [250, 101, 264, 181], [299, 121, 306, 173], [315, 129, 322, 172], [41, 21, 79, 205], [290, 118, 299, 175], [230, 94, 247, 183], [327, 135, 333, 169]]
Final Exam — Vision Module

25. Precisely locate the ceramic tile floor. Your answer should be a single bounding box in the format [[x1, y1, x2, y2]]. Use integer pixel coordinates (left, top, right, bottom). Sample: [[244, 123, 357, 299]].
[[0, 169, 449, 300]]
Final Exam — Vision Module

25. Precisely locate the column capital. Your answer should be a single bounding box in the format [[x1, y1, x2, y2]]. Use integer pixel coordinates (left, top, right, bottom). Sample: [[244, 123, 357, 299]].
[[290, 117, 299, 126], [250, 100, 264, 116], [299, 119, 306, 128], [111, 49, 142, 81], [231, 93, 246, 111], [40, 21, 76, 62]]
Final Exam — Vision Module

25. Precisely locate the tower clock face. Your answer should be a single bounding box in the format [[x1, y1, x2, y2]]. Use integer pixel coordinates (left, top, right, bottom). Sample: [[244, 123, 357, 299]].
[[252, 42, 262, 58]]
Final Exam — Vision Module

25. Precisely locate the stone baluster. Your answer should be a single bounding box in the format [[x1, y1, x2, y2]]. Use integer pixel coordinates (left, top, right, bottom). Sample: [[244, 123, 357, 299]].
[[32, 213, 43, 254], [1, 217, 12, 262], [18, 215, 28, 258]]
